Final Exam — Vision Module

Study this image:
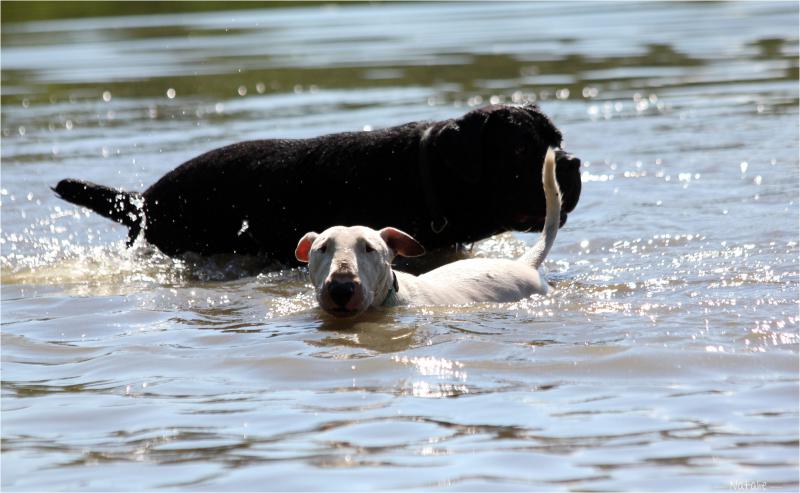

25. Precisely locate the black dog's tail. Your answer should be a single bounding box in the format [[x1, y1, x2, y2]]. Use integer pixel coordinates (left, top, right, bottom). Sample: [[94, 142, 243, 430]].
[[52, 179, 143, 245]]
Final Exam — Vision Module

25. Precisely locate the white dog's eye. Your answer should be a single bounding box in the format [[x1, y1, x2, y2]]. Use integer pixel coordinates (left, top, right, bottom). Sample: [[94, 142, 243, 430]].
[[364, 243, 375, 253], [318, 242, 327, 254]]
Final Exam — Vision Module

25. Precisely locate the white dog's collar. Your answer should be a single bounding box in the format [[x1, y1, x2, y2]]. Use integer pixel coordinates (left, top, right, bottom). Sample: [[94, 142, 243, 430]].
[[381, 271, 400, 307]]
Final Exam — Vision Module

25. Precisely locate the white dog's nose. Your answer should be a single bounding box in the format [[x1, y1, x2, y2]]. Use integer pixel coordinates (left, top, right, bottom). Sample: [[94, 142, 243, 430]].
[[327, 277, 358, 307], [328, 279, 355, 307]]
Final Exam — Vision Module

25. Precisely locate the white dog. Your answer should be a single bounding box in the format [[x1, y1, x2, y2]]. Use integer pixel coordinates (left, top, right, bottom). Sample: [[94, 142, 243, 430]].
[[296, 148, 561, 318]]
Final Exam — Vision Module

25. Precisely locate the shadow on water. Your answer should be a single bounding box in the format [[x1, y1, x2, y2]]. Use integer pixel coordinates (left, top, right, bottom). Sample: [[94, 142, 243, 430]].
[[311, 311, 422, 355], [2, 3, 797, 110], [0, 1, 316, 23]]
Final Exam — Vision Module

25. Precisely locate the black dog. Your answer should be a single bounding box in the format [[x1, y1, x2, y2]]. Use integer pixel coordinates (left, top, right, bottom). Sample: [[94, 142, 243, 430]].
[[53, 104, 582, 264]]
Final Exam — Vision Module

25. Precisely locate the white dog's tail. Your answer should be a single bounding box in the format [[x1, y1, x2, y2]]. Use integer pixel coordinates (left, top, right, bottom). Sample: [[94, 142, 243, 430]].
[[520, 147, 561, 269]]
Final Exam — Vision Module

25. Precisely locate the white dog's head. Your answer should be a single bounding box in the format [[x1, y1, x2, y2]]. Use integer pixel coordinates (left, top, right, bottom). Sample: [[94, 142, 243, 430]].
[[295, 226, 424, 318]]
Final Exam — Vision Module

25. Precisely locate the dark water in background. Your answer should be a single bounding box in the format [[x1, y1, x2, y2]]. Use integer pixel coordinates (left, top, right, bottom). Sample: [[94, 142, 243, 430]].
[[2, 2, 798, 490]]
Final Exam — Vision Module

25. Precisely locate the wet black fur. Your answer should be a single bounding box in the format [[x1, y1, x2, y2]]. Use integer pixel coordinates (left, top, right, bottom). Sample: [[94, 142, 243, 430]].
[[53, 104, 582, 263]]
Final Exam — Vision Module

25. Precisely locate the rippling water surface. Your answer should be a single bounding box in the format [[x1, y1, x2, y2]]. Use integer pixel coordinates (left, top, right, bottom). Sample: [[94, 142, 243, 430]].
[[2, 2, 798, 490]]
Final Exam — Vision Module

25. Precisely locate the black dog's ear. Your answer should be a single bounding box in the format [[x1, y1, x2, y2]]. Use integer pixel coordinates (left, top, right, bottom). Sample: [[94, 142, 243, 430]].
[[430, 110, 489, 183], [518, 104, 563, 148]]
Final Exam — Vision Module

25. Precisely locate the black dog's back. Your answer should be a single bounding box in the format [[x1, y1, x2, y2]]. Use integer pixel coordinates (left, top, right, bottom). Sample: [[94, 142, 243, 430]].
[[140, 125, 429, 256]]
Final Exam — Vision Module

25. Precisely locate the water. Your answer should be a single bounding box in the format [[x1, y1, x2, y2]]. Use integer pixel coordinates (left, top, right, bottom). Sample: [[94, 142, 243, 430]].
[[2, 2, 798, 490]]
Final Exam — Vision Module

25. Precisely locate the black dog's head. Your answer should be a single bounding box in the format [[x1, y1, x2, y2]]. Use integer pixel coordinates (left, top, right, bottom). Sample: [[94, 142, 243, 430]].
[[429, 104, 582, 232]]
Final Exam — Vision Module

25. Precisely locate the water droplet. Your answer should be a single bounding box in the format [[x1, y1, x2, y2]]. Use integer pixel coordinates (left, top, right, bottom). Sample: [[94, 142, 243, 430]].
[[237, 85, 247, 96], [740, 161, 748, 174], [102, 91, 112, 102], [166, 88, 176, 99]]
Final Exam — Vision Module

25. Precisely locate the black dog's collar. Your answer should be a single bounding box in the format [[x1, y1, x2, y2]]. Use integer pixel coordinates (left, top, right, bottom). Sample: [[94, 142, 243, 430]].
[[419, 125, 449, 234]]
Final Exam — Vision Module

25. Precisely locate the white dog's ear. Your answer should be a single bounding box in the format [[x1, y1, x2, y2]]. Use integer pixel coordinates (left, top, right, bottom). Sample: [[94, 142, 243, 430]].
[[379, 227, 425, 257], [295, 232, 319, 263]]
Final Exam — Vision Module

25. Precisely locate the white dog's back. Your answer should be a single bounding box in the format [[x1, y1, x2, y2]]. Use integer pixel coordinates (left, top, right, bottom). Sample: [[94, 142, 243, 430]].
[[397, 257, 546, 305]]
